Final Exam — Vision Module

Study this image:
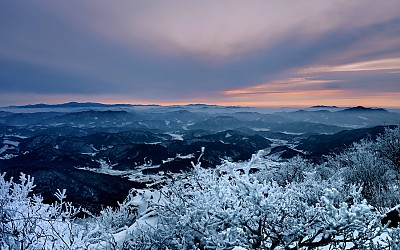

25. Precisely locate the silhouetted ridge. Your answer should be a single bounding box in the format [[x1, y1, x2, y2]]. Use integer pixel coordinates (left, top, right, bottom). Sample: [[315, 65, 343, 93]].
[[310, 105, 339, 108], [340, 106, 388, 113]]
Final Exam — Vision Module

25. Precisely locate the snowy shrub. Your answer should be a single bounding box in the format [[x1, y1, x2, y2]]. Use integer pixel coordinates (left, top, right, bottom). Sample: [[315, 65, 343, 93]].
[[331, 128, 400, 207], [125, 154, 390, 249], [375, 126, 400, 170], [336, 141, 392, 205], [0, 173, 117, 249], [95, 190, 138, 233], [274, 156, 311, 185]]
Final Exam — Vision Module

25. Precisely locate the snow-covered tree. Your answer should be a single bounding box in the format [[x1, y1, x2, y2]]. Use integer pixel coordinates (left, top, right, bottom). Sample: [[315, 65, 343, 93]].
[[375, 126, 400, 170], [271, 155, 312, 185], [329, 127, 400, 208], [125, 154, 395, 249], [0, 173, 126, 249]]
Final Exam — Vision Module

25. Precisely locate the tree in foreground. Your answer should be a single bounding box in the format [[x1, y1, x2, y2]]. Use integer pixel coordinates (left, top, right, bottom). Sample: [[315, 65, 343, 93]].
[[0, 172, 137, 249]]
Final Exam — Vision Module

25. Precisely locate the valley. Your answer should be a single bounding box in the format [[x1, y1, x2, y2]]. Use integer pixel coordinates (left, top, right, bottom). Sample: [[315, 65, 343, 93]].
[[1, 102, 399, 212]]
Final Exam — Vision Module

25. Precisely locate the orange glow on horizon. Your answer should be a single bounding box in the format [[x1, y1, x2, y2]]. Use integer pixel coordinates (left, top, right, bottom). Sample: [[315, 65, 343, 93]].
[[224, 78, 341, 96], [220, 75, 400, 108], [219, 89, 400, 108], [1, 91, 399, 109]]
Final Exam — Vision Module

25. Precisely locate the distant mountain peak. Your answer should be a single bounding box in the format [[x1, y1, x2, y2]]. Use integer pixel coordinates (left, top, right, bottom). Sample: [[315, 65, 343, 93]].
[[310, 105, 339, 108], [340, 106, 388, 112], [185, 103, 217, 107], [6, 102, 137, 108]]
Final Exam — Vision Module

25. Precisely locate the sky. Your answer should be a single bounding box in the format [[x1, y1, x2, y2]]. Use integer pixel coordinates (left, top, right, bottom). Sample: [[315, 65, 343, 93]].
[[0, 0, 400, 107]]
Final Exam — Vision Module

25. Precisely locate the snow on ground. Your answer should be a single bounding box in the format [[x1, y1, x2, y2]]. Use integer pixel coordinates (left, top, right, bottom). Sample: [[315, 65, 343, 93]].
[[268, 138, 289, 147], [251, 128, 270, 131], [0, 153, 16, 160], [219, 140, 229, 144], [144, 141, 162, 145], [4, 134, 27, 139], [176, 153, 195, 159], [113, 188, 163, 248], [3, 139, 19, 147], [280, 131, 304, 135], [82, 144, 99, 156], [162, 158, 175, 163], [138, 121, 148, 128], [182, 123, 195, 130], [78, 166, 136, 177], [167, 133, 183, 140], [78, 163, 167, 185], [98, 159, 117, 170], [81, 152, 97, 156], [0, 145, 9, 154]]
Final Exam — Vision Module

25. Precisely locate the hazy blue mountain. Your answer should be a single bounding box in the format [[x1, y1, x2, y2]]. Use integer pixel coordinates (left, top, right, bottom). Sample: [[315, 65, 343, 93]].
[[276, 106, 400, 127], [296, 125, 397, 160], [6, 102, 135, 109]]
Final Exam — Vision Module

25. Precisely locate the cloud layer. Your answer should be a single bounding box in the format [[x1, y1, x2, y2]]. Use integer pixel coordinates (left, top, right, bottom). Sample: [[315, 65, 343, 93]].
[[0, 0, 399, 106]]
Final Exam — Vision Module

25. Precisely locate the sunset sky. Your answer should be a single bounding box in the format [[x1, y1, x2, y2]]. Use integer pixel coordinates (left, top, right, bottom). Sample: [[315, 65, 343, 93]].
[[1, 0, 399, 107]]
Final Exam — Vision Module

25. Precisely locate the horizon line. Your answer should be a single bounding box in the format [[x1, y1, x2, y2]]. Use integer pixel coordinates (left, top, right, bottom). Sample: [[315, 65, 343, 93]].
[[2, 101, 400, 109]]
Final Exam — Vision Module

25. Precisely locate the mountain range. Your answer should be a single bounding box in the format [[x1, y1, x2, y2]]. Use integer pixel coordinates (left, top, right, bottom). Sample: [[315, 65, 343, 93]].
[[1, 102, 399, 212]]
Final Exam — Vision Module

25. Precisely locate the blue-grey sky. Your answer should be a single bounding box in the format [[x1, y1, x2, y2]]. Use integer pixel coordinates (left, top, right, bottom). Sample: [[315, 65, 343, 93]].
[[1, 0, 400, 107]]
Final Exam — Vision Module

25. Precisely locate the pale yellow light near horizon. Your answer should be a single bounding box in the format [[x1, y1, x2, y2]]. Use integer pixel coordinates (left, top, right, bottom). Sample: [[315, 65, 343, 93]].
[[224, 78, 340, 95]]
